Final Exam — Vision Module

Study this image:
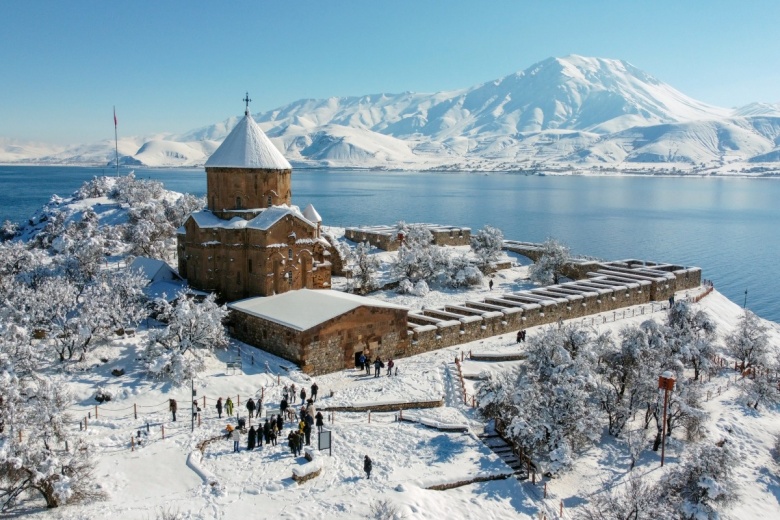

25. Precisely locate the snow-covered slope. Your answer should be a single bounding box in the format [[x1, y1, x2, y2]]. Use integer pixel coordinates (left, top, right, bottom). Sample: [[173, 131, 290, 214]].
[[4, 55, 780, 172]]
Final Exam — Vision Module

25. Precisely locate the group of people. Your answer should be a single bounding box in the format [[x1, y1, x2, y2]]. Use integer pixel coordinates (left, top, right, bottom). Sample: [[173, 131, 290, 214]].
[[215, 396, 234, 419], [238, 415, 283, 451], [357, 353, 397, 377]]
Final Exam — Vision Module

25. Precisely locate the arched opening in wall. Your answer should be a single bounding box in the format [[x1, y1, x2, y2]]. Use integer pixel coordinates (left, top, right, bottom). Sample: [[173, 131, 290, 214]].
[[236, 196, 242, 209], [286, 271, 292, 288], [267, 195, 272, 207], [288, 248, 293, 260]]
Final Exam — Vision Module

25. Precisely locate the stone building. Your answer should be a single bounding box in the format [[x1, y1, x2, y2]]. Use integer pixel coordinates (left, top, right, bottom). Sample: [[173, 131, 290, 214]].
[[177, 101, 331, 301], [228, 289, 409, 375]]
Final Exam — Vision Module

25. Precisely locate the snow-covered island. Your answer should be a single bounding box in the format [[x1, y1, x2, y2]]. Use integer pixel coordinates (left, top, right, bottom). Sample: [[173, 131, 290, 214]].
[[3, 56, 780, 177], [1, 175, 780, 520]]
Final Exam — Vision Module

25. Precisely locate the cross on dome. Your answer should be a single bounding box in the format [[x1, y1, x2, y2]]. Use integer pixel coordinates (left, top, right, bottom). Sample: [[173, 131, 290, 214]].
[[243, 92, 252, 116]]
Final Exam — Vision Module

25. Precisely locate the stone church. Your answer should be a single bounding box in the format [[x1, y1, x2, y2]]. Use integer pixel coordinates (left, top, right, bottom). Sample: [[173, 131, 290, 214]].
[[177, 99, 332, 301]]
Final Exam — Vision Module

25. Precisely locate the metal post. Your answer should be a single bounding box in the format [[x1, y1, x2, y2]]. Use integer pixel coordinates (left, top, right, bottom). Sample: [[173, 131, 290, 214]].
[[744, 288, 748, 309], [661, 385, 669, 466], [134, 403, 137, 420], [191, 378, 195, 432]]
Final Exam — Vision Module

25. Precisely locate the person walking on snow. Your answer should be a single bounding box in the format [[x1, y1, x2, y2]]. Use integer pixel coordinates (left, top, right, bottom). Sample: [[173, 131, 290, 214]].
[[246, 397, 256, 419], [374, 357, 383, 377], [231, 426, 241, 453], [216, 397, 223, 419], [315, 411, 324, 433], [311, 382, 319, 401], [364, 455, 372, 479], [387, 359, 394, 377], [226, 397, 234, 417], [290, 383, 297, 404], [169, 399, 177, 422], [276, 413, 284, 432], [247, 426, 256, 450], [300, 387, 306, 403], [489, 279, 494, 291]]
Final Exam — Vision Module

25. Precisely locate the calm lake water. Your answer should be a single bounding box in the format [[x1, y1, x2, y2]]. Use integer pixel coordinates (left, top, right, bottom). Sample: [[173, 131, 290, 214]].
[[0, 165, 777, 323]]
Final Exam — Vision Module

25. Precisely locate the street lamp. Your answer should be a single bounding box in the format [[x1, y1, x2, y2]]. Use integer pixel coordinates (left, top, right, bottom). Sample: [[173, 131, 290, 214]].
[[658, 371, 676, 467]]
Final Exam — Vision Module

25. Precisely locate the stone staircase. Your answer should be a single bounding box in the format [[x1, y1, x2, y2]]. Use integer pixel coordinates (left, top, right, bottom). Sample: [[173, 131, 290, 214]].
[[478, 430, 528, 480]]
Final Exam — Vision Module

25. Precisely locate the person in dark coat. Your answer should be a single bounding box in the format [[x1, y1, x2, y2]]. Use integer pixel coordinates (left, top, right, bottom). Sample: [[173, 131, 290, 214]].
[[255, 423, 263, 448], [387, 359, 394, 377], [311, 382, 319, 401], [303, 413, 314, 445], [315, 411, 324, 433], [216, 397, 223, 419], [489, 279, 494, 291], [276, 413, 284, 432], [290, 383, 297, 404], [280, 396, 288, 419], [364, 455, 372, 479], [263, 418, 272, 445], [374, 357, 382, 377], [288, 430, 297, 455], [247, 426, 256, 450], [516, 330, 522, 343], [246, 398, 256, 419], [300, 388, 306, 403], [169, 399, 177, 422], [358, 353, 366, 370]]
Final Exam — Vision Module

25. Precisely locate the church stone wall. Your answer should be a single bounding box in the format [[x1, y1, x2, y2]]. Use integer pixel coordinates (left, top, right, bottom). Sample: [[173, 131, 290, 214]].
[[230, 305, 409, 375], [206, 167, 291, 213]]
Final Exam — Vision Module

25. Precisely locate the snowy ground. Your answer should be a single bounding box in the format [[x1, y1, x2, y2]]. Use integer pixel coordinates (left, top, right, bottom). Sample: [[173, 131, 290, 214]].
[[18, 269, 780, 519]]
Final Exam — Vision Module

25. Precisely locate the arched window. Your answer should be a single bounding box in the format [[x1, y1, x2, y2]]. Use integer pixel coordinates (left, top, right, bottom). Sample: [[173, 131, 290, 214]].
[[286, 271, 292, 286], [267, 195, 273, 207], [288, 248, 293, 260], [236, 196, 242, 209]]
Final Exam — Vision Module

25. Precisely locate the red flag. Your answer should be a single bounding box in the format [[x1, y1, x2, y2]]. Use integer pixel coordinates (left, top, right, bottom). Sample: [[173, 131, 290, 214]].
[[113, 107, 117, 127]]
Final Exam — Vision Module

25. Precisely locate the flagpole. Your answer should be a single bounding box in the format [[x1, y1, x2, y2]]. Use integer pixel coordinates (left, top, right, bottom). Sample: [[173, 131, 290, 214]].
[[113, 106, 119, 177]]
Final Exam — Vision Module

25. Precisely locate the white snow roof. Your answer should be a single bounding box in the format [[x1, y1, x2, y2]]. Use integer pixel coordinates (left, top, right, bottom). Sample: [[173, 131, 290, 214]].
[[205, 113, 292, 170], [228, 289, 408, 331], [129, 257, 180, 284], [302, 203, 322, 223], [187, 205, 314, 231], [246, 205, 314, 231]]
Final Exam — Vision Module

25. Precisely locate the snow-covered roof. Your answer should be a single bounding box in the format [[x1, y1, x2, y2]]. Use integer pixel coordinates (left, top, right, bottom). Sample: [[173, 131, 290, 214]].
[[228, 289, 408, 331], [129, 257, 180, 284], [302, 203, 322, 223], [246, 205, 314, 231], [205, 113, 292, 170], [186, 205, 314, 231]]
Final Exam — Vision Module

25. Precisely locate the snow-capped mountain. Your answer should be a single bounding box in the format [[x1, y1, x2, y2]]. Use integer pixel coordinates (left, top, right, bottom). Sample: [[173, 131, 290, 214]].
[[5, 55, 780, 172]]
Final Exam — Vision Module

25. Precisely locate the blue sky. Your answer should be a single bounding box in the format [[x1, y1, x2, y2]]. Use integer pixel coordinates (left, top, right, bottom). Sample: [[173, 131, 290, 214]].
[[1, 1, 778, 145]]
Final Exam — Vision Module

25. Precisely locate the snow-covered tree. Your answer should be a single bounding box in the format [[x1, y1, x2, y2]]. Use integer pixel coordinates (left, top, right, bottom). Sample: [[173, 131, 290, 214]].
[[506, 324, 601, 473], [661, 442, 738, 519], [578, 472, 671, 520], [348, 241, 380, 294], [665, 301, 717, 381], [0, 359, 104, 510], [528, 238, 571, 286], [470, 225, 504, 267], [597, 325, 663, 437], [144, 293, 229, 383], [726, 310, 770, 371], [446, 253, 483, 288]]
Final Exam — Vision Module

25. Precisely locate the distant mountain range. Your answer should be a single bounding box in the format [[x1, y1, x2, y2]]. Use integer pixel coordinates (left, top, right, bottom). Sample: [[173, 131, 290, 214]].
[[4, 55, 780, 173]]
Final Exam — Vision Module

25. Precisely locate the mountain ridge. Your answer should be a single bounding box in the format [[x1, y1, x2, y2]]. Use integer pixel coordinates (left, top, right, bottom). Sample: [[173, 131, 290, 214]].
[[3, 55, 779, 174]]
